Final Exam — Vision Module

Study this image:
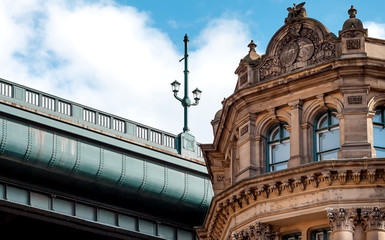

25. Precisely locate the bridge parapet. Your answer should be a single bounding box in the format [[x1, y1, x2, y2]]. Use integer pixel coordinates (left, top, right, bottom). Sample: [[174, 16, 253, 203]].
[[0, 78, 203, 161], [0, 77, 212, 232]]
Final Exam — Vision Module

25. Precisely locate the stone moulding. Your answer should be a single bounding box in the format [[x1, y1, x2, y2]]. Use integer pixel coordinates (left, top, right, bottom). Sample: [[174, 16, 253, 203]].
[[197, 159, 385, 240]]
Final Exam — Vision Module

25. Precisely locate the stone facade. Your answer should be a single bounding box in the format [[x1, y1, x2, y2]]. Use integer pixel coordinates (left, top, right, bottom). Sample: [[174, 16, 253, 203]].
[[196, 3, 385, 240]]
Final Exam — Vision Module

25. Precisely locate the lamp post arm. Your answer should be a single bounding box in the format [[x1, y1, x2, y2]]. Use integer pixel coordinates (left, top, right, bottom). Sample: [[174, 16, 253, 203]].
[[191, 101, 199, 106], [173, 92, 183, 102]]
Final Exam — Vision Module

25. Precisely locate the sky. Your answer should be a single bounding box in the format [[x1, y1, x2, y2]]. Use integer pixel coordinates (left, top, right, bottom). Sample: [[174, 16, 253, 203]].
[[0, 0, 384, 144]]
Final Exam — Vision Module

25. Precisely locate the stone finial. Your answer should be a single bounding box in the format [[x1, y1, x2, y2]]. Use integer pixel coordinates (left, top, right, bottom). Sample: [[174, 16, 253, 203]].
[[341, 5, 364, 31], [248, 40, 257, 53], [348, 5, 357, 18], [285, 2, 308, 24]]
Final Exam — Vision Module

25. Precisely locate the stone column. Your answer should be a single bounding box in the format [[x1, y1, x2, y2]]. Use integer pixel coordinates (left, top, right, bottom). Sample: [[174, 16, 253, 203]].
[[327, 208, 358, 240], [288, 100, 303, 167], [361, 207, 385, 240]]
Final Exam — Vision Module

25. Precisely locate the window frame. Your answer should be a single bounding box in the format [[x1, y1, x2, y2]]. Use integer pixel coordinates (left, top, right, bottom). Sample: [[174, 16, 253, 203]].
[[313, 110, 340, 161], [373, 106, 385, 156], [266, 122, 290, 172], [283, 232, 302, 240], [310, 228, 331, 240]]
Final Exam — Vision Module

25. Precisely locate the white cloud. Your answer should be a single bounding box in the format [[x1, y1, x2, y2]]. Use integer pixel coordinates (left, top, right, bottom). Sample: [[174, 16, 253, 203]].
[[188, 18, 252, 142], [364, 21, 385, 39], [0, 0, 251, 144]]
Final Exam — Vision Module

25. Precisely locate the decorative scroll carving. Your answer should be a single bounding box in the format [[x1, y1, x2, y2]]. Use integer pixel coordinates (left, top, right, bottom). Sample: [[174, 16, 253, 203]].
[[346, 39, 361, 49], [240, 125, 249, 136], [361, 207, 385, 231], [259, 25, 336, 81], [308, 174, 319, 187], [367, 169, 376, 183], [327, 208, 358, 232], [240, 74, 248, 86], [232, 222, 279, 240], [338, 170, 347, 185], [272, 183, 281, 196], [217, 174, 226, 182], [283, 180, 294, 193], [296, 178, 306, 191], [322, 171, 333, 185], [352, 169, 361, 184], [259, 185, 269, 198], [348, 95, 362, 104]]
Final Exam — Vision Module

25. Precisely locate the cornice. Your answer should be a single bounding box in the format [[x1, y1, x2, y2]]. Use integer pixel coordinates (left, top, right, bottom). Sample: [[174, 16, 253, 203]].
[[196, 158, 385, 240]]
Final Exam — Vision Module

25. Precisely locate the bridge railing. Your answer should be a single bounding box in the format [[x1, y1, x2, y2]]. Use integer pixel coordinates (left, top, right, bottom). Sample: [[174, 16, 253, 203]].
[[0, 78, 203, 159]]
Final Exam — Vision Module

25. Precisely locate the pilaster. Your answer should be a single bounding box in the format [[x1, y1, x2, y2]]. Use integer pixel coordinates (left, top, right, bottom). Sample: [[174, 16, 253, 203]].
[[288, 100, 303, 167]]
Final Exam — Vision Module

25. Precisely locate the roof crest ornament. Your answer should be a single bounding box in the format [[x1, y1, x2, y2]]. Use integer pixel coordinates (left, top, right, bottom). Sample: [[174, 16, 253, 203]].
[[348, 5, 357, 18], [248, 40, 257, 53], [285, 2, 308, 24]]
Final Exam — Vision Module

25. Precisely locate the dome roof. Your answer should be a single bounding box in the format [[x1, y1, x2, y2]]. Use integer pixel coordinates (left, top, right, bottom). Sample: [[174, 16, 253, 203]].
[[342, 5, 364, 31]]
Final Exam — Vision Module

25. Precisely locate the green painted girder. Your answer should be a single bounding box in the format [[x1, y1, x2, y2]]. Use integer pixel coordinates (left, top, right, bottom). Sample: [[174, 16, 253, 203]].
[[0, 100, 213, 218]]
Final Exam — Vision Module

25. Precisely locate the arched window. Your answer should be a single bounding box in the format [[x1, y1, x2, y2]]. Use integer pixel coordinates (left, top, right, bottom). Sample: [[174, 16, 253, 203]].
[[314, 110, 339, 161], [267, 123, 290, 172], [373, 107, 385, 157]]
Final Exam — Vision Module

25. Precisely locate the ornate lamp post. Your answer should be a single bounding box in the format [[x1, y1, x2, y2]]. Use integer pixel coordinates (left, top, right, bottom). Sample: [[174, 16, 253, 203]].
[[170, 34, 202, 157], [171, 34, 202, 133]]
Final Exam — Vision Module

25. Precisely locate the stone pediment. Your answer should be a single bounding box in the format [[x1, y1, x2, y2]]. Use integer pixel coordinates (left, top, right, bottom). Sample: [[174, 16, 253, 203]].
[[258, 18, 338, 81]]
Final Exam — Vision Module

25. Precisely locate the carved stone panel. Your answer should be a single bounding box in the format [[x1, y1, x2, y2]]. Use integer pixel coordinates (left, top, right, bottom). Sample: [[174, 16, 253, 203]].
[[259, 24, 336, 81]]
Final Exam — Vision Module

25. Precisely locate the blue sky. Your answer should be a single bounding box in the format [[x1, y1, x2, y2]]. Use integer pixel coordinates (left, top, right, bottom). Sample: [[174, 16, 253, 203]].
[[0, 0, 384, 144]]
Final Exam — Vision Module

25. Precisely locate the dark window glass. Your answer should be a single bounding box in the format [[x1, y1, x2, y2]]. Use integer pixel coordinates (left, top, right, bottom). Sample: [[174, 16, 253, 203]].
[[283, 232, 302, 240], [373, 108, 385, 157], [267, 123, 290, 172], [314, 111, 339, 161], [311, 228, 331, 240]]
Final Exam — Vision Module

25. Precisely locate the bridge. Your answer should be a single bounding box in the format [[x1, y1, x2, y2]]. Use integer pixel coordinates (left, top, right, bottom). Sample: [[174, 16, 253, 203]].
[[0, 77, 213, 239]]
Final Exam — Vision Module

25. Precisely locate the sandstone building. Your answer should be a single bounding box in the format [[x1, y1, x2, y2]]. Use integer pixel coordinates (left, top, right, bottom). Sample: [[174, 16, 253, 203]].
[[196, 3, 385, 240]]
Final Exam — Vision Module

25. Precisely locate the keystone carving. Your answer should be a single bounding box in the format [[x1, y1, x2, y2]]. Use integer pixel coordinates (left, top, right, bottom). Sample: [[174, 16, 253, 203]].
[[327, 208, 358, 232], [361, 207, 385, 231]]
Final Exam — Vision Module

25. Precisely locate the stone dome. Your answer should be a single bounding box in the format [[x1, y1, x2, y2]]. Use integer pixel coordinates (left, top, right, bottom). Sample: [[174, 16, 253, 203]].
[[342, 5, 364, 31]]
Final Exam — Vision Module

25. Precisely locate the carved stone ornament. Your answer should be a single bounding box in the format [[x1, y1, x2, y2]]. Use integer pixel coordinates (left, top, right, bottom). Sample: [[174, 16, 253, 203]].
[[352, 169, 361, 184], [285, 2, 308, 24], [327, 208, 358, 232], [259, 23, 336, 81], [232, 222, 279, 240], [367, 169, 376, 183], [361, 207, 385, 231]]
